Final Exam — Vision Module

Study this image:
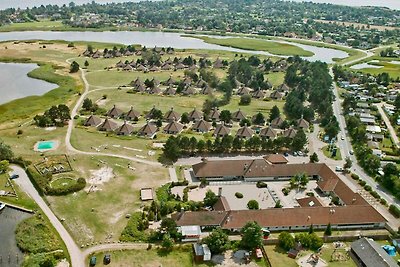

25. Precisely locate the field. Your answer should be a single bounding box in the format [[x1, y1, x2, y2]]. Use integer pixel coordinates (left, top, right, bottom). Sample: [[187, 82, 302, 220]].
[[0, 20, 72, 32], [322, 145, 343, 161], [348, 56, 400, 79], [46, 155, 169, 245], [0, 173, 37, 210], [187, 35, 314, 57]]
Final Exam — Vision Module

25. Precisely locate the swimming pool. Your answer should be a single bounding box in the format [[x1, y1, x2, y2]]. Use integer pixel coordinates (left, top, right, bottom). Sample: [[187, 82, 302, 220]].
[[37, 141, 56, 150]]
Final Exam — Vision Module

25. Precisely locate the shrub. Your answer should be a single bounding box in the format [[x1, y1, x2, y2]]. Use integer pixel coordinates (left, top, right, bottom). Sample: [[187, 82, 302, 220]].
[[247, 200, 259, 210], [351, 173, 359, 180], [26, 167, 50, 195], [282, 188, 290, 196], [235, 192, 243, 198], [389, 204, 400, 218], [120, 212, 150, 242], [364, 185, 372, 191], [359, 180, 366, 186], [370, 191, 380, 199], [380, 198, 387, 205], [46, 177, 86, 196], [256, 181, 268, 188]]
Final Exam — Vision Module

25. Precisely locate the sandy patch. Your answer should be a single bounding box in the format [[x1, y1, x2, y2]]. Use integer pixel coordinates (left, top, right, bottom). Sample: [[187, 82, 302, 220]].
[[86, 166, 115, 193], [45, 127, 57, 131], [297, 253, 327, 267]]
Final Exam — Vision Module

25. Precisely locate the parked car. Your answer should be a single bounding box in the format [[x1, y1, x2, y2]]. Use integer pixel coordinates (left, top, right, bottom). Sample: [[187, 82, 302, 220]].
[[341, 135, 344, 140], [283, 152, 289, 157], [297, 151, 304, 156], [335, 166, 343, 172], [10, 174, 19, 180], [349, 150, 354, 155], [89, 256, 97, 266], [104, 254, 111, 264]]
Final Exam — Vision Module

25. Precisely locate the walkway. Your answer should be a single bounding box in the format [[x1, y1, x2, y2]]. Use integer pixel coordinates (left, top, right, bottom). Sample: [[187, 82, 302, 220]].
[[375, 102, 400, 148]]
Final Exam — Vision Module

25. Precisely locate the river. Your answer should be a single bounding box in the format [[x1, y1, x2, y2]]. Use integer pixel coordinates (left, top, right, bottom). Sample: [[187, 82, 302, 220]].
[[0, 63, 57, 105], [0, 31, 348, 63]]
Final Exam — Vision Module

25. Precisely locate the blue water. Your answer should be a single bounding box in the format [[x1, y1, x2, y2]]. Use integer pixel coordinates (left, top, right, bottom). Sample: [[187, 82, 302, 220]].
[[37, 141, 56, 150]]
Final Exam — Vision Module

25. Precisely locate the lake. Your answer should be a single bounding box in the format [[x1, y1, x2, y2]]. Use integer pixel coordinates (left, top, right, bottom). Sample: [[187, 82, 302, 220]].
[[0, 31, 348, 63], [0, 63, 57, 105], [0, 207, 32, 267]]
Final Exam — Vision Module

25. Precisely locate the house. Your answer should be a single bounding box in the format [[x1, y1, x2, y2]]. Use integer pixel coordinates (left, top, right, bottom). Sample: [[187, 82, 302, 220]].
[[137, 123, 158, 138], [164, 108, 181, 122], [84, 115, 102, 127], [350, 238, 397, 267], [161, 63, 172, 71], [237, 86, 252, 96], [192, 120, 211, 133], [283, 128, 297, 138], [115, 60, 126, 68], [116, 121, 134, 136], [264, 154, 288, 164], [209, 108, 221, 121], [232, 109, 246, 121], [130, 77, 143, 87], [366, 125, 382, 134], [276, 83, 290, 93], [213, 58, 224, 68], [163, 86, 176, 96], [182, 77, 192, 86], [123, 65, 134, 71], [367, 133, 384, 142], [163, 121, 184, 134], [270, 90, 283, 100], [163, 76, 176, 86], [125, 107, 140, 121], [98, 118, 118, 132], [148, 86, 162, 95], [188, 109, 203, 122], [107, 105, 123, 118], [135, 83, 147, 93], [182, 86, 197, 96], [213, 124, 231, 138], [236, 126, 254, 139], [296, 118, 310, 129], [196, 79, 207, 88], [149, 65, 160, 72], [151, 78, 160, 87], [200, 85, 213, 95], [270, 117, 284, 128], [260, 127, 276, 139], [179, 225, 202, 242], [252, 90, 265, 99], [193, 243, 211, 263]]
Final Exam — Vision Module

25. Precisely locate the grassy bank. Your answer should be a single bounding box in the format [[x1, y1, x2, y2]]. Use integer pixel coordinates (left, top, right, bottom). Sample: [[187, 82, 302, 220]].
[[185, 35, 314, 57], [347, 56, 400, 79], [0, 59, 80, 124]]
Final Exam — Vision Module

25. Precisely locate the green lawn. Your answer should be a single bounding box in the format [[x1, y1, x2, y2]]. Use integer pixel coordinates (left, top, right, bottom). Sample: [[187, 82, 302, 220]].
[[0, 20, 69, 32], [0, 174, 37, 210], [47, 154, 169, 245], [265, 246, 298, 267], [348, 56, 400, 80], [266, 72, 285, 87], [322, 145, 342, 160], [187, 36, 314, 57]]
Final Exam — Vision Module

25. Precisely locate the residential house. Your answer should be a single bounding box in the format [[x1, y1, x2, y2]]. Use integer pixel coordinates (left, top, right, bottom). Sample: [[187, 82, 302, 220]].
[[107, 105, 123, 118], [84, 115, 102, 127], [296, 118, 310, 130], [270, 90, 283, 100], [125, 107, 141, 121], [232, 109, 246, 122], [237, 86, 252, 96], [98, 118, 118, 132], [116, 121, 134, 136], [163, 86, 176, 96], [192, 120, 212, 133], [236, 126, 254, 139], [252, 90, 265, 99], [164, 121, 184, 134], [271, 117, 284, 128], [260, 127, 276, 139], [213, 124, 231, 138], [350, 238, 397, 267], [188, 109, 203, 122], [164, 108, 181, 122], [209, 108, 221, 121], [138, 122, 158, 138], [283, 127, 297, 138]]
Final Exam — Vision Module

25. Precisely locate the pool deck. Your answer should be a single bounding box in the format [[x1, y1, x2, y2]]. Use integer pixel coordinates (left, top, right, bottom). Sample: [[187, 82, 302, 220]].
[[33, 140, 59, 152]]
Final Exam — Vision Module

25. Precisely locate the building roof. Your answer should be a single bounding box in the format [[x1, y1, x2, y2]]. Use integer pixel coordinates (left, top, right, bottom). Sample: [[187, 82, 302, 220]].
[[164, 86, 176, 95], [264, 154, 288, 164], [192, 120, 211, 132], [296, 196, 323, 207], [164, 108, 181, 121], [163, 121, 184, 133], [237, 86, 252, 95], [188, 109, 203, 121], [140, 188, 154, 201], [270, 90, 283, 99], [297, 118, 310, 129], [210, 108, 221, 120], [180, 225, 201, 236], [271, 117, 284, 128], [260, 127, 277, 138], [351, 238, 398, 267], [173, 211, 229, 227], [84, 115, 102, 126], [236, 126, 254, 138], [213, 124, 230, 137], [98, 118, 118, 131], [213, 196, 231, 211], [283, 128, 297, 138], [277, 83, 290, 92], [193, 243, 211, 256], [193, 158, 253, 178], [138, 123, 157, 136], [232, 109, 246, 121], [148, 86, 162, 94], [252, 90, 265, 99], [126, 107, 140, 120], [107, 105, 123, 118], [117, 121, 134, 135], [200, 85, 213, 95]]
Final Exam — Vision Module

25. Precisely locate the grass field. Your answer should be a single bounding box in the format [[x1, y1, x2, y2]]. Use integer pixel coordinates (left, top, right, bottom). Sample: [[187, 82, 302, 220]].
[[47, 155, 168, 245], [266, 72, 285, 87], [351, 57, 400, 80], [322, 145, 343, 161], [0, 173, 37, 210], [187, 36, 314, 57], [0, 20, 69, 32]]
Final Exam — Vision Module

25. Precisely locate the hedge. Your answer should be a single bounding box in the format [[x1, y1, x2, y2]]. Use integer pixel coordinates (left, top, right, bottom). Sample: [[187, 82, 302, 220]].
[[171, 180, 189, 187], [26, 167, 49, 195], [364, 185, 372, 191], [46, 178, 86, 196], [389, 204, 400, 218], [358, 180, 366, 186], [370, 191, 380, 199], [351, 173, 359, 180], [235, 192, 243, 198], [256, 181, 268, 188]]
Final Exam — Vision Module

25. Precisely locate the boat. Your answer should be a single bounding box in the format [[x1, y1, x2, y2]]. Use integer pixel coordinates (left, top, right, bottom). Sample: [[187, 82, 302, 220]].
[[0, 202, 6, 211]]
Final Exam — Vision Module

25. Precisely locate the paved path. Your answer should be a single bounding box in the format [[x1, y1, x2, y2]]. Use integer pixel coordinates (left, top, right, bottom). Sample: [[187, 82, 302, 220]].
[[10, 165, 84, 267], [375, 102, 400, 148], [82, 243, 149, 258], [168, 167, 178, 182]]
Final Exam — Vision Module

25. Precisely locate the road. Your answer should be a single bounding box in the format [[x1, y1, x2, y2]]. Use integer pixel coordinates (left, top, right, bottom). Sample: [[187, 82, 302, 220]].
[[330, 69, 400, 206], [10, 165, 84, 267], [375, 102, 400, 148]]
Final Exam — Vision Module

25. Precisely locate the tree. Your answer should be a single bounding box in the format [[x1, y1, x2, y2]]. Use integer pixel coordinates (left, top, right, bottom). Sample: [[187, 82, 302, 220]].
[[309, 152, 319, 163], [308, 224, 314, 234], [324, 223, 332, 236], [82, 98, 93, 111], [70, 61, 80, 73], [240, 221, 263, 250], [247, 200, 259, 210], [239, 118, 252, 127], [204, 189, 218, 207], [84, 60, 89, 67], [253, 112, 265, 125], [0, 160, 9, 174], [162, 136, 182, 162], [161, 218, 178, 237], [220, 110, 232, 124], [0, 140, 13, 161], [203, 228, 230, 254], [239, 94, 251, 105], [344, 157, 352, 170], [269, 105, 280, 122], [161, 233, 174, 251], [278, 232, 295, 251], [291, 129, 307, 152], [181, 112, 190, 124]]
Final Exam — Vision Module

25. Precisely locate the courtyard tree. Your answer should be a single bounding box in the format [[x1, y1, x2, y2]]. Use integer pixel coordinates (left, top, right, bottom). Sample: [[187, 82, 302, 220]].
[[181, 112, 190, 124], [324, 223, 332, 236], [203, 228, 230, 254], [0, 139, 13, 161], [309, 152, 319, 163], [269, 105, 280, 122], [161, 233, 174, 251], [204, 189, 218, 207], [344, 157, 352, 170], [0, 160, 9, 174], [160, 218, 178, 238], [220, 110, 232, 124], [278, 232, 295, 251], [240, 221, 263, 250], [69, 61, 80, 73], [247, 199, 259, 210], [253, 112, 265, 125], [291, 129, 307, 152]]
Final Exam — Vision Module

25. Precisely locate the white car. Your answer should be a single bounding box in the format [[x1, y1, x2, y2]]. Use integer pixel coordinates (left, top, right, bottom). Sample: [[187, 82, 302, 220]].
[[335, 166, 343, 172], [297, 151, 304, 156], [341, 135, 344, 140], [349, 150, 354, 155]]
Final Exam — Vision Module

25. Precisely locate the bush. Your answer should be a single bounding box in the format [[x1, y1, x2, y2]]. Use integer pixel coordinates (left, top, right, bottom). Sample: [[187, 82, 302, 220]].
[[171, 180, 189, 187], [370, 191, 380, 199], [239, 94, 251, 105], [46, 177, 86, 196], [256, 181, 268, 188], [380, 198, 387, 205], [359, 180, 366, 186], [282, 188, 290, 196], [26, 167, 50, 195], [235, 192, 243, 198], [278, 232, 295, 251], [247, 200, 259, 210], [389, 204, 400, 218], [351, 173, 359, 180], [120, 212, 150, 242], [364, 185, 372, 191]]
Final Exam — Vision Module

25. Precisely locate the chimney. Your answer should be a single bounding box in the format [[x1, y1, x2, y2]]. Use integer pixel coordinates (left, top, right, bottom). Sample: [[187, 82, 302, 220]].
[[218, 187, 222, 197]]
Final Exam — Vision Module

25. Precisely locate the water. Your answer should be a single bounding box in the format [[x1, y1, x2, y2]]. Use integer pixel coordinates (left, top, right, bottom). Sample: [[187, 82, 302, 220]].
[[0, 207, 32, 267], [0, 31, 348, 63], [0, 63, 57, 105], [37, 141, 56, 150]]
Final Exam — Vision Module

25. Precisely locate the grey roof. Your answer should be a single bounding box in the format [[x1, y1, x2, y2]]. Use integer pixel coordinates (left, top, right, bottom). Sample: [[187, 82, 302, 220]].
[[164, 108, 181, 121], [188, 109, 203, 121], [107, 105, 123, 118], [192, 119, 211, 132], [84, 115, 102, 127], [260, 127, 276, 138], [117, 122, 134, 135], [98, 118, 118, 131], [236, 126, 254, 139], [164, 121, 184, 134], [351, 238, 397, 267], [213, 124, 230, 137], [232, 110, 246, 121], [126, 107, 141, 120]]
